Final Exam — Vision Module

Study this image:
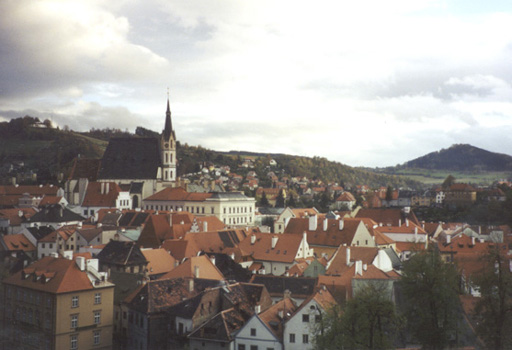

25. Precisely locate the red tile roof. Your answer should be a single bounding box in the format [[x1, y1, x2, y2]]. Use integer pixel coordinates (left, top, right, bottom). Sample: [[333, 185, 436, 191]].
[[160, 255, 225, 281], [3, 256, 97, 293], [326, 247, 379, 275], [284, 217, 364, 247], [238, 233, 305, 263], [0, 208, 36, 226], [1, 234, 36, 252], [82, 182, 123, 207], [142, 248, 176, 276]]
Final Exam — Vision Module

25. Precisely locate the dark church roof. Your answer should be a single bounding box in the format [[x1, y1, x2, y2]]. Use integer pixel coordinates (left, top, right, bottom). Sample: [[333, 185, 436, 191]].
[[98, 137, 162, 180]]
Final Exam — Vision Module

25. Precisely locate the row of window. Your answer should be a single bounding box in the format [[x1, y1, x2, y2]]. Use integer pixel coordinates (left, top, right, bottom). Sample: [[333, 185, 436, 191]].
[[7, 306, 52, 329], [223, 206, 252, 214], [70, 311, 101, 328], [238, 345, 275, 350], [70, 331, 101, 349], [224, 216, 252, 225], [289, 333, 309, 344], [7, 287, 50, 306], [71, 293, 101, 308]]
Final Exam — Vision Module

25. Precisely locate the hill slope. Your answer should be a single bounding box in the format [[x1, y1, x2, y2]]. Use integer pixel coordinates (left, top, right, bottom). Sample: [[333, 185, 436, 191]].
[[402, 144, 512, 171]]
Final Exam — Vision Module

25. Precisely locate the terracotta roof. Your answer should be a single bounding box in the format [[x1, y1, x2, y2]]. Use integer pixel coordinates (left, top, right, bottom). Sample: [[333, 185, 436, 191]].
[[336, 192, 356, 202], [355, 208, 420, 227], [284, 217, 364, 248], [376, 222, 427, 235], [1, 234, 36, 252], [124, 277, 197, 314], [290, 208, 319, 218], [160, 255, 225, 281], [142, 248, 176, 276], [76, 226, 102, 244], [395, 242, 427, 253], [0, 184, 60, 196], [0, 208, 36, 226], [39, 225, 77, 243], [145, 186, 212, 201], [238, 233, 304, 263], [3, 256, 97, 294], [39, 196, 63, 206], [352, 264, 399, 280], [259, 297, 297, 340], [291, 288, 336, 318], [137, 214, 173, 248], [162, 239, 201, 261], [326, 247, 379, 275], [82, 182, 124, 207], [188, 307, 247, 342], [373, 229, 396, 245], [184, 229, 249, 254]]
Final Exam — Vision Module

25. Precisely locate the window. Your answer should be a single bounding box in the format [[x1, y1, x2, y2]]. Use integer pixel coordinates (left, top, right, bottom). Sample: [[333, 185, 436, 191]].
[[71, 296, 79, 308], [289, 333, 295, 343], [302, 314, 309, 322], [42, 243, 46, 249], [303, 334, 309, 344], [238, 345, 246, 350], [71, 315, 78, 328], [94, 293, 101, 304], [93, 331, 100, 345], [250, 346, 258, 350], [94, 311, 101, 324], [70, 335, 78, 349], [250, 328, 256, 336]]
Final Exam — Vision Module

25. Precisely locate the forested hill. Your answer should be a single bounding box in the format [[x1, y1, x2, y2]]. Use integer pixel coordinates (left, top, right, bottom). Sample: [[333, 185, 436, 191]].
[[0, 116, 420, 189], [401, 144, 512, 171]]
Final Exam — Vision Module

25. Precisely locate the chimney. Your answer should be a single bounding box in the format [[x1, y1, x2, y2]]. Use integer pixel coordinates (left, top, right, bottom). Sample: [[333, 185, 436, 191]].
[[189, 278, 194, 292], [339, 219, 344, 231], [309, 215, 318, 231], [230, 252, 235, 260], [251, 234, 256, 245], [210, 255, 216, 266], [471, 236, 475, 246], [278, 310, 284, 319], [406, 219, 409, 227], [50, 252, 59, 258], [271, 235, 278, 249], [355, 260, 363, 276], [363, 263, 367, 271], [106, 183, 110, 194], [323, 219, 328, 231], [76, 256, 86, 271], [479, 226, 482, 234], [101, 182, 105, 194], [194, 265, 200, 278], [255, 304, 261, 314], [414, 227, 418, 242], [203, 221, 208, 232], [446, 234, 451, 244], [78, 221, 83, 228], [399, 219, 401, 227], [63, 250, 73, 260], [346, 247, 351, 266]]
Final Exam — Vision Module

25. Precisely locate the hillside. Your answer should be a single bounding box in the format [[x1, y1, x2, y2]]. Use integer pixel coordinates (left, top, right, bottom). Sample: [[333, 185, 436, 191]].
[[0, 116, 421, 189], [401, 144, 512, 171]]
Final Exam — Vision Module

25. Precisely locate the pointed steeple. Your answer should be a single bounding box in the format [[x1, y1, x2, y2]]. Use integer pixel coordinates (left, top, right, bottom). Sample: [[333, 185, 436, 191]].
[[163, 95, 174, 140]]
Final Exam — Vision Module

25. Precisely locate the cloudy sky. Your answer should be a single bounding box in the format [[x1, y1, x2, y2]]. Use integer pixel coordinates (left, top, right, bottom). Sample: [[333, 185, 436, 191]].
[[1, 0, 512, 167]]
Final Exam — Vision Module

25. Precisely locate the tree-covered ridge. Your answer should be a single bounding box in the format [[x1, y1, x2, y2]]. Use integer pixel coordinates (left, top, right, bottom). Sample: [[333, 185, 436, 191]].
[[402, 144, 512, 171]]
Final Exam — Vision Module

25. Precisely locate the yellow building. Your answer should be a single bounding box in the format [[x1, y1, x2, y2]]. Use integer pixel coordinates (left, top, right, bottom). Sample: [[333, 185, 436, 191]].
[[2, 255, 114, 350]]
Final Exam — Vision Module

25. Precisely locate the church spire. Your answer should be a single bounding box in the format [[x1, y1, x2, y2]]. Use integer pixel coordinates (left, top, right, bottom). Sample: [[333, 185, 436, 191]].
[[163, 91, 174, 140]]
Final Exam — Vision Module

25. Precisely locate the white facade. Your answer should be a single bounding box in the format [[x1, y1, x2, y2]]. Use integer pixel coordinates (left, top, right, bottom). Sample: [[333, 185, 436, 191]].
[[283, 299, 325, 350], [234, 315, 282, 350]]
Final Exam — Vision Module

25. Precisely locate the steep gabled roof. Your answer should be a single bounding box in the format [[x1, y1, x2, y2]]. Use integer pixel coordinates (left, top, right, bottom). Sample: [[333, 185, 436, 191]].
[[258, 297, 297, 340], [82, 182, 123, 207], [27, 204, 85, 224], [188, 308, 247, 342], [137, 214, 173, 248], [249, 275, 317, 299], [161, 239, 201, 261], [68, 158, 101, 181], [98, 137, 162, 180], [326, 247, 379, 275], [142, 248, 176, 276], [355, 208, 420, 227], [97, 241, 147, 267]]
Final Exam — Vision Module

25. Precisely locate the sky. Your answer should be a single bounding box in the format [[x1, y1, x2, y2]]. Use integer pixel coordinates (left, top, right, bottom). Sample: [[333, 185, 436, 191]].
[[1, 0, 512, 168]]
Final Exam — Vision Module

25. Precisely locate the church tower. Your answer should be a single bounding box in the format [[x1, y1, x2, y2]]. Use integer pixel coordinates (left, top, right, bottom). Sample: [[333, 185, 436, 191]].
[[161, 97, 177, 182]]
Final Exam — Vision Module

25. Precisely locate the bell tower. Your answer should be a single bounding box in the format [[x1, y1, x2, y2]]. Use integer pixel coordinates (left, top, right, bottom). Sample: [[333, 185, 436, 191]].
[[161, 93, 176, 182]]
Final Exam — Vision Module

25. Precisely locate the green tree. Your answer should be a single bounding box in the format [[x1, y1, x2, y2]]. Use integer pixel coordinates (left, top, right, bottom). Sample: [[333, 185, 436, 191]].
[[442, 174, 456, 189], [400, 247, 460, 349], [473, 246, 512, 350], [275, 189, 286, 208], [314, 282, 402, 350], [288, 194, 297, 208], [258, 192, 270, 208], [385, 185, 394, 202]]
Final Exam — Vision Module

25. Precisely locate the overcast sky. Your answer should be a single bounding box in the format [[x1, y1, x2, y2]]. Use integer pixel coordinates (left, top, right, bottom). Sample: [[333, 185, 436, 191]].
[[1, 0, 512, 167]]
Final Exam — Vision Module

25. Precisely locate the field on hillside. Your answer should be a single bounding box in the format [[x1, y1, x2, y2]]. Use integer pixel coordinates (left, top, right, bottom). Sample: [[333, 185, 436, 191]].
[[389, 168, 512, 185]]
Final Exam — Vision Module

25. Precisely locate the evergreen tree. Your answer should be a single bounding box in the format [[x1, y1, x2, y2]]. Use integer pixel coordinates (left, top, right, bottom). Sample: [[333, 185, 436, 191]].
[[275, 189, 286, 208], [258, 191, 270, 207]]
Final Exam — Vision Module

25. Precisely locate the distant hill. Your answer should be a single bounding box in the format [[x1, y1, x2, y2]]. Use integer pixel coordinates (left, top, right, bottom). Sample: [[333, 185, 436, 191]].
[[0, 116, 421, 189], [401, 144, 512, 171]]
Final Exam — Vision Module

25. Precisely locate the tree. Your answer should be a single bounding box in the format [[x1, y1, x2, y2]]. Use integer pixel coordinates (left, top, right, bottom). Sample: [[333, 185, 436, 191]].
[[288, 194, 297, 208], [258, 192, 270, 208], [400, 247, 460, 349], [385, 185, 394, 202], [473, 246, 512, 350], [314, 282, 402, 350], [275, 189, 286, 208], [442, 174, 456, 189]]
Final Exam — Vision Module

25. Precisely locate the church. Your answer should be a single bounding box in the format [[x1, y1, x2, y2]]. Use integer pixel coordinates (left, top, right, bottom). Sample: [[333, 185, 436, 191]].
[[65, 99, 181, 208]]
